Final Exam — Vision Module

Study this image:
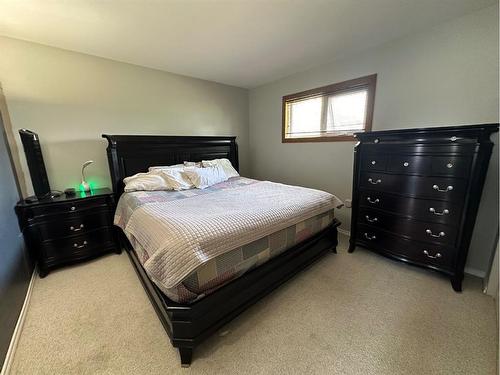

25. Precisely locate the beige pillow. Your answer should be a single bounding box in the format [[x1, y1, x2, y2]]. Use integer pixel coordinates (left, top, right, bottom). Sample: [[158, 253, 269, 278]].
[[123, 172, 171, 192], [202, 158, 239, 178], [156, 169, 194, 191], [183, 165, 228, 189]]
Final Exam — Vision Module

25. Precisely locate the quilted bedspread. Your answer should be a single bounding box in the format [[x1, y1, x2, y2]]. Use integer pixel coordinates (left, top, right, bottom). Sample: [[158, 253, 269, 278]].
[[115, 179, 343, 290]]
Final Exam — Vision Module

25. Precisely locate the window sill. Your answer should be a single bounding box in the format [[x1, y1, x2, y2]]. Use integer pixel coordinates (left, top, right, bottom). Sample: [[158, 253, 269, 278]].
[[282, 135, 357, 143]]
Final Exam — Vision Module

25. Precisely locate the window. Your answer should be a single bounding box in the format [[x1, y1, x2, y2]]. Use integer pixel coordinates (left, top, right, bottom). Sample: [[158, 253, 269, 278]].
[[282, 74, 376, 142]]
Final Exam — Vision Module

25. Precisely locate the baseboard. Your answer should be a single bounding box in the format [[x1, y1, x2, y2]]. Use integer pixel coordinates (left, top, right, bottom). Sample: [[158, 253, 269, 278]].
[[337, 228, 350, 237], [0, 268, 36, 375]]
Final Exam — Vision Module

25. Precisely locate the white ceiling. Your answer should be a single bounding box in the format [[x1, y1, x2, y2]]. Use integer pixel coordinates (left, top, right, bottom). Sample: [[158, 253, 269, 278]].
[[0, 0, 496, 88]]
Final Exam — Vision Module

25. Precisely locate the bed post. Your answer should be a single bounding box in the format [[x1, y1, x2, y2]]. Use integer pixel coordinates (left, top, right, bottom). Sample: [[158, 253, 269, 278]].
[[102, 134, 121, 197]]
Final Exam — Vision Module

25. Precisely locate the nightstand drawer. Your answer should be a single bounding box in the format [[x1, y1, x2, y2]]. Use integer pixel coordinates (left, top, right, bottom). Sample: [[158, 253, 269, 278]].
[[42, 228, 115, 261], [27, 198, 110, 219], [37, 210, 112, 241]]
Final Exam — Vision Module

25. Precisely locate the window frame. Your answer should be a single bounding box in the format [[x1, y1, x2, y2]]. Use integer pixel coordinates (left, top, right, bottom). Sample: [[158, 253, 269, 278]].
[[282, 74, 377, 143]]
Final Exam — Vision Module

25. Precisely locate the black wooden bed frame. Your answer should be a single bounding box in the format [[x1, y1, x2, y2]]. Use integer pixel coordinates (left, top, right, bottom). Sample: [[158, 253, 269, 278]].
[[102, 134, 340, 366]]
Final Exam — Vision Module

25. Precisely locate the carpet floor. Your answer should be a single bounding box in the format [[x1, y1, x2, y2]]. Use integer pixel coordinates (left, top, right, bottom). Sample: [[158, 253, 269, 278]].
[[10, 235, 498, 374]]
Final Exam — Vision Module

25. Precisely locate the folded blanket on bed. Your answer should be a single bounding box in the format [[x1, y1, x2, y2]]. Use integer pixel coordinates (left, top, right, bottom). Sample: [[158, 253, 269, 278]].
[[115, 179, 342, 290]]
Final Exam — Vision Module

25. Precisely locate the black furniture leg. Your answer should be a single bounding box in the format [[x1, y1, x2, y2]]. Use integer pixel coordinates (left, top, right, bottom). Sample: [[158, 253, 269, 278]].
[[179, 347, 193, 367], [328, 225, 338, 253], [451, 275, 463, 292]]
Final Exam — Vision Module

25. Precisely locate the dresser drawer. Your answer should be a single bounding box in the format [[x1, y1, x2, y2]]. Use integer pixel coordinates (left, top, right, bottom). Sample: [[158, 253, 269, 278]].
[[358, 208, 457, 246], [360, 172, 467, 201], [361, 153, 387, 172], [359, 191, 463, 226], [362, 142, 477, 155], [36, 210, 112, 241], [42, 228, 115, 261], [387, 155, 431, 174], [27, 198, 110, 219], [356, 224, 455, 270], [386, 155, 471, 177], [430, 156, 471, 177]]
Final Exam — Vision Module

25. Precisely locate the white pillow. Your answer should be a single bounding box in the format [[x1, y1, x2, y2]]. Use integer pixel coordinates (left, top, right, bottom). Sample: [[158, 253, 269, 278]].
[[201, 158, 239, 178], [148, 163, 184, 172], [123, 172, 171, 192], [156, 169, 194, 191], [183, 165, 228, 189]]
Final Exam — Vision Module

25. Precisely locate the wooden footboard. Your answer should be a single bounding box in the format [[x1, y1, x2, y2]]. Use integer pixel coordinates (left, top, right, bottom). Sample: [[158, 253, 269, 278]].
[[121, 219, 340, 366]]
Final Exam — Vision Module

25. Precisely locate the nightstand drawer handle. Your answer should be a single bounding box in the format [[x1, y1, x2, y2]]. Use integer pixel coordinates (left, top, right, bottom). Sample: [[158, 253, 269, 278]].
[[366, 197, 380, 204], [423, 250, 442, 259], [371, 160, 377, 165], [426, 229, 445, 238], [70, 206, 76, 211], [403, 161, 409, 167], [429, 208, 449, 216], [73, 240, 88, 248], [368, 178, 382, 185], [70, 224, 84, 232], [364, 233, 376, 240], [365, 215, 378, 223], [432, 184, 453, 192]]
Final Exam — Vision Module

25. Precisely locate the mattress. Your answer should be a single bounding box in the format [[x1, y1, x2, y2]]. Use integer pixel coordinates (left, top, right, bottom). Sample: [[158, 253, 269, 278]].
[[115, 177, 342, 303]]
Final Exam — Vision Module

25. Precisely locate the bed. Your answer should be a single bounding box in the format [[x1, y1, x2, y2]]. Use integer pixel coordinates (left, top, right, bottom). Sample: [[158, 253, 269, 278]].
[[102, 134, 341, 366]]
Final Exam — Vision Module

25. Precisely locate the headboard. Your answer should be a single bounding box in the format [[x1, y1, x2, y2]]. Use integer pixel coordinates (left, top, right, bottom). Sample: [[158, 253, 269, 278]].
[[102, 134, 239, 196]]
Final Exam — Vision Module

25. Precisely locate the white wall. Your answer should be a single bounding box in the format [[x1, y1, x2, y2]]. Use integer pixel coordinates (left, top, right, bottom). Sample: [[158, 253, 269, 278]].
[[249, 5, 499, 274], [0, 36, 249, 196]]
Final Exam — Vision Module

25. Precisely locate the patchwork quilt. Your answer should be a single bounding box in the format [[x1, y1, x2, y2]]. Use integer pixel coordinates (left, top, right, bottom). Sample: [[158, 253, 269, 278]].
[[115, 177, 342, 303]]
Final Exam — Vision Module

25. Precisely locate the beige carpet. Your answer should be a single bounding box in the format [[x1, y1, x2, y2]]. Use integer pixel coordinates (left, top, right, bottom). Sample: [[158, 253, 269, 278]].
[[10, 235, 498, 374]]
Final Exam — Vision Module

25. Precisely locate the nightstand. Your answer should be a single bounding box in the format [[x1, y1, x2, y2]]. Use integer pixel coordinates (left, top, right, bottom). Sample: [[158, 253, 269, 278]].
[[15, 188, 120, 277]]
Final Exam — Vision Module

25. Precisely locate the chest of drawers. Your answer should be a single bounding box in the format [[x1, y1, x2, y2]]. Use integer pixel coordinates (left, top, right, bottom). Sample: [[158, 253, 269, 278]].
[[348, 124, 498, 291], [15, 188, 120, 277]]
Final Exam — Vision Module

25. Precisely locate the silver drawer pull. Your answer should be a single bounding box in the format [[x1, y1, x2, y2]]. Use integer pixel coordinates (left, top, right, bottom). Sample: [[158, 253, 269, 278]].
[[368, 178, 382, 185], [70, 206, 76, 211], [426, 229, 445, 238], [366, 197, 380, 204], [371, 160, 376, 165], [429, 208, 449, 216], [365, 215, 378, 223], [446, 163, 453, 169], [73, 240, 88, 249], [432, 184, 453, 192], [364, 233, 377, 240], [423, 250, 442, 259], [70, 224, 84, 232], [403, 161, 409, 167]]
